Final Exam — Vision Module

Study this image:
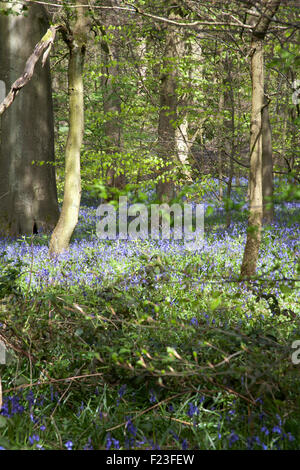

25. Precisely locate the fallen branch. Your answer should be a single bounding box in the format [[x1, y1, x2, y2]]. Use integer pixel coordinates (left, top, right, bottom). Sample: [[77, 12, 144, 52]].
[[0, 24, 62, 116]]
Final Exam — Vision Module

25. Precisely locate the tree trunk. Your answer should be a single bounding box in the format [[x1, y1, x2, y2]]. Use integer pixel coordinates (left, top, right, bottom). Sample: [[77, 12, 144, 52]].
[[157, 28, 178, 203], [49, 1, 89, 255], [262, 91, 274, 223], [218, 91, 224, 200], [241, 0, 281, 277], [0, 1, 59, 236], [174, 39, 201, 183], [224, 56, 235, 228], [99, 1, 124, 192], [241, 34, 264, 277]]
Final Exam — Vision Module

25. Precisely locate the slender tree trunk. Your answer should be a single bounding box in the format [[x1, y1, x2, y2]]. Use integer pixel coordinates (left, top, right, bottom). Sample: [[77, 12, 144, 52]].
[[218, 91, 224, 200], [175, 117, 189, 167], [241, 35, 264, 276], [241, 0, 281, 277], [0, 1, 59, 236], [49, 1, 89, 255], [157, 28, 178, 203], [224, 57, 235, 228], [262, 90, 274, 222], [99, 2, 124, 192], [174, 39, 201, 183]]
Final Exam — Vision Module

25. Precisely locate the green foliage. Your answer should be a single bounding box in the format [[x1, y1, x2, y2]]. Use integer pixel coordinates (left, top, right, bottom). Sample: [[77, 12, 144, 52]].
[[0, 224, 299, 449], [0, 256, 24, 298]]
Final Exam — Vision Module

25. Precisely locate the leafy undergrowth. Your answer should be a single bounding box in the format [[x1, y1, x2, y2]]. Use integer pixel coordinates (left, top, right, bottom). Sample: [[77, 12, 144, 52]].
[[0, 202, 299, 450]]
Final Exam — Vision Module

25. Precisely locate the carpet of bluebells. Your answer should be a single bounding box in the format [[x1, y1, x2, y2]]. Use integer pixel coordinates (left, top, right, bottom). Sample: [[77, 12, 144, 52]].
[[0, 182, 299, 450]]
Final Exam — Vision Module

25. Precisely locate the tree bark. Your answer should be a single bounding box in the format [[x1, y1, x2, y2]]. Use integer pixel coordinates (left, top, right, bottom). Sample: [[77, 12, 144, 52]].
[[49, 1, 89, 255], [157, 27, 179, 203], [218, 91, 224, 200], [224, 56, 235, 228], [100, 15, 124, 192], [241, 34, 264, 277], [262, 91, 274, 223], [241, 0, 281, 277], [0, 1, 59, 236]]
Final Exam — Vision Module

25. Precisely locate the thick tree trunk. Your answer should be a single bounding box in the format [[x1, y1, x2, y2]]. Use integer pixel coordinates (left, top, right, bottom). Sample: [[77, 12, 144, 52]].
[[262, 91, 274, 223], [49, 1, 89, 255], [0, 1, 59, 236]]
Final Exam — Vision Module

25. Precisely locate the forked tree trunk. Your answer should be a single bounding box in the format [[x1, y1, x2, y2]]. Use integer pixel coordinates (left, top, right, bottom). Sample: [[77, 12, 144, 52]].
[[49, 1, 89, 255], [0, 1, 59, 236]]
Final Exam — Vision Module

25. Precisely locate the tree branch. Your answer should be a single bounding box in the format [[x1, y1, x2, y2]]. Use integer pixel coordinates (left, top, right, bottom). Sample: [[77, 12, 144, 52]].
[[0, 24, 62, 116]]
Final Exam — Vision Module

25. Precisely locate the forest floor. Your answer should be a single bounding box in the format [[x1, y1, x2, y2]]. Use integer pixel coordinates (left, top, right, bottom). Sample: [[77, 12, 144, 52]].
[[0, 194, 299, 450]]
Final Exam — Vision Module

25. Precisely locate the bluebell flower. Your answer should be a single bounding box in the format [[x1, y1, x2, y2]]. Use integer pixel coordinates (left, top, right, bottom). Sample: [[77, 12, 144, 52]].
[[126, 418, 137, 437], [149, 389, 157, 403], [118, 384, 127, 398], [106, 433, 120, 450], [187, 403, 199, 418], [106, 434, 112, 450], [261, 426, 269, 435], [77, 401, 85, 416], [29, 434, 40, 446], [229, 432, 239, 447], [26, 390, 35, 409], [170, 430, 179, 441], [272, 426, 282, 434], [181, 439, 188, 450], [65, 440, 73, 450]]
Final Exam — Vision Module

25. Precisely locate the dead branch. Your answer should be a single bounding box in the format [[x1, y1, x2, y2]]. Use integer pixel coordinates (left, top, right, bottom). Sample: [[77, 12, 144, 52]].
[[0, 24, 62, 116]]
